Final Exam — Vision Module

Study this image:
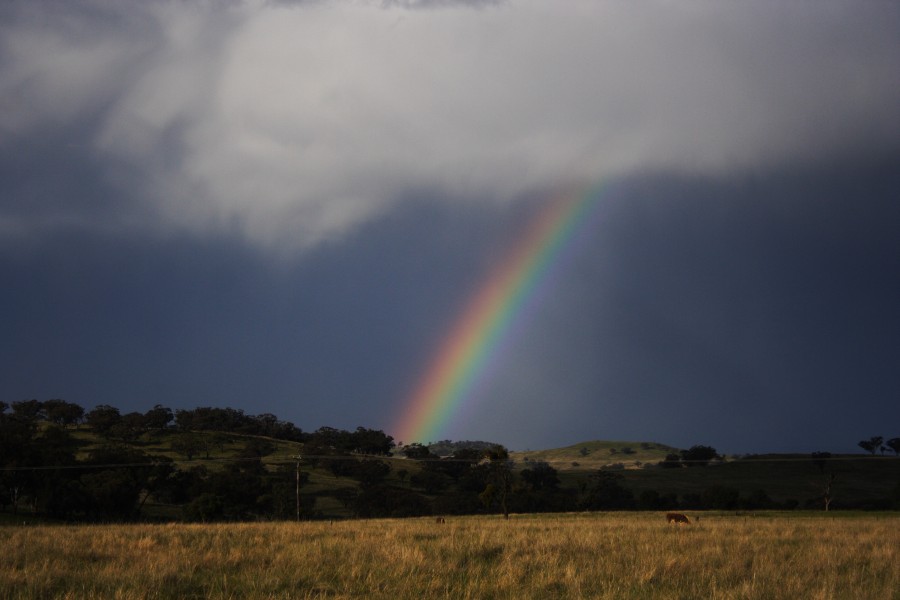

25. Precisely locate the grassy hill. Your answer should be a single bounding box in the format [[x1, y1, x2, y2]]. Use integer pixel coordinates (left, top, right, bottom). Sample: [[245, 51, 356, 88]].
[[512, 440, 681, 471], [9, 427, 899, 521], [72, 429, 900, 510], [512, 439, 899, 509], [68, 426, 304, 467]]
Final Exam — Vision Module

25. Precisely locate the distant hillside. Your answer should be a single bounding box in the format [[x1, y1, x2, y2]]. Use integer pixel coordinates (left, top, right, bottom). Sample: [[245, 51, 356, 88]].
[[512, 440, 681, 470], [5, 397, 897, 522], [426, 440, 501, 456]]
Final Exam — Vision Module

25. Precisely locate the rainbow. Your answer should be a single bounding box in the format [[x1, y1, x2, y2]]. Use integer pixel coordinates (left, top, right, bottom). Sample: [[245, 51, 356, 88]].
[[393, 183, 610, 444]]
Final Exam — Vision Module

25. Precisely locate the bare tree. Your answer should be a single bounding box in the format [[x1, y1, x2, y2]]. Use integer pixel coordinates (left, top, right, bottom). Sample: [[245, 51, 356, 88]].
[[822, 473, 836, 512], [811, 452, 836, 511]]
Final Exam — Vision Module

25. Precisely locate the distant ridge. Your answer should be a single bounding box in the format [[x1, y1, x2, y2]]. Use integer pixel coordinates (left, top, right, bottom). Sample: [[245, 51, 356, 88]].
[[426, 440, 501, 456], [511, 440, 681, 470]]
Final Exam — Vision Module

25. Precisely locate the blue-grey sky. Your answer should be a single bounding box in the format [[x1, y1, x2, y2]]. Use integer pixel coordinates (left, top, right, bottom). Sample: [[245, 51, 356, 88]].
[[2, 0, 899, 454]]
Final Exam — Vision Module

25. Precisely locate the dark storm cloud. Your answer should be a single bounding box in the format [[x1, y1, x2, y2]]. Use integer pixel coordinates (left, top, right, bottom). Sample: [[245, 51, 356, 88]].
[[271, 0, 503, 8], [1, 161, 898, 452], [377, 0, 504, 8], [2, 0, 898, 250], [0, 196, 518, 432], [472, 159, 900, 453], [1, 1, 899, 453]]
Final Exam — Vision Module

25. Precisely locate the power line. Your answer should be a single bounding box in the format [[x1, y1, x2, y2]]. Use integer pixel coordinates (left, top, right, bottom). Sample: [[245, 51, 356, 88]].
[[0, 453, 894, 472]]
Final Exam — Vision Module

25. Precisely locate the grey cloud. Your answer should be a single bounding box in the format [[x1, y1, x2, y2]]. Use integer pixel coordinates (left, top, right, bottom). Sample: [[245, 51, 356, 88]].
[[271, 0, 503, 7], [377, 0, 504, 8], [2, 0, 898, 252]]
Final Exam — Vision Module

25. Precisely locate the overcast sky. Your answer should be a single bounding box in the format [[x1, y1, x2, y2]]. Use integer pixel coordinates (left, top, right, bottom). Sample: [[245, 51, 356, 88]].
[[2, 0, 899, 453]]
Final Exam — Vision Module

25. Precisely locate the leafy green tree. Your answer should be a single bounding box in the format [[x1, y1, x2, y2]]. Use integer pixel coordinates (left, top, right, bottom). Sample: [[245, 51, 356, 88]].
[[0, 409, 40, 513], [11, 399, 44, 422], [254, 413, 279, 437], [741, 489, 776, 510], [660, 453, 682, 468], [198, 460, 270, 520], [110, 412, 145, 441], [211, 432, 232, 453], [175, 406, 290, 437], [154, 466, 207, 504], [35, 425, 79, 466], [410, 470, 450, 494], [680, 445, 718, 467], [85, 405, 122, 437], [479, 445, 514, 519], [352, 485, 430, 518], [241, 438, 275, 458], [887, 438, 900, 456], [172, 433, 205, 461], [0, 411, 36, 461], [513, 461, 575, 514], [307, 426, 350, 451], [702, 485, 740, 509], [636, 489, 677, 510], [174, 408, 196, 431], [441, 448, 483, 479], [420, 447, 480, 481], [354, 459, 391, 487], [40, 478, 91, 519], [402, 443, 434, 460], [184, 493, 226, 522], [302, 435, 349, 469], [143, 405, 173, 430], [637, 489, 662, 510], [520, 461, 559, 492], [42, 399, 84, 427], [81, 470, 143, 519], [858, 436, 883, 455], [479, 483, 499, 511], [79, 445, 157, 521], [350, 427, 395, 455], [432, 489, 483, 516], [270, 420, 305, 442], [580, 471, 635, 510]]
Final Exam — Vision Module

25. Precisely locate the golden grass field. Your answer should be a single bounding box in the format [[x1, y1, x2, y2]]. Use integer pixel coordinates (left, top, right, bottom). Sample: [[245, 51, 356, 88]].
[[1, 512, 897, 599]]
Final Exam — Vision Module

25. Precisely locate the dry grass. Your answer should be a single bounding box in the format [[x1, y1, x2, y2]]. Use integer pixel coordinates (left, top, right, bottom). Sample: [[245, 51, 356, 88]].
[[1, 512, 897, 599]]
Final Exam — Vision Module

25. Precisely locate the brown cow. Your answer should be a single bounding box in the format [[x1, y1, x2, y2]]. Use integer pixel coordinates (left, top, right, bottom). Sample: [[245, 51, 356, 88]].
[[435, 517, 446, 524], [666, 513, 691, 525]]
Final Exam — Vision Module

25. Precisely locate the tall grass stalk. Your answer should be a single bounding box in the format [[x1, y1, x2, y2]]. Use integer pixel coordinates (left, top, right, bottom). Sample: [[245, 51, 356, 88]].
[[1, 512, 896, 599]]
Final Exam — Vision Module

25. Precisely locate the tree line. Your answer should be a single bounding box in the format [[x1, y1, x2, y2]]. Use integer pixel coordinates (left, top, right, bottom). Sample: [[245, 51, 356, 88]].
[[0, 399, 403, 522], [2, 399, 898, 522], [858, 436, 900, 456]]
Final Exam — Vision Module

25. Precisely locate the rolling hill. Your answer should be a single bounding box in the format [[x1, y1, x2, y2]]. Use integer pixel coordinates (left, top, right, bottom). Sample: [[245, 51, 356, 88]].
[[511, 440, 681, 471], [5, 419, 899, 522]]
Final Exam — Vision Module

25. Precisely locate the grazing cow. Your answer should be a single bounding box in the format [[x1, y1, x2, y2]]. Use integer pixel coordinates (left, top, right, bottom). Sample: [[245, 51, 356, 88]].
[[435, 517, 446, 524], [666, 513, 691, 525]]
